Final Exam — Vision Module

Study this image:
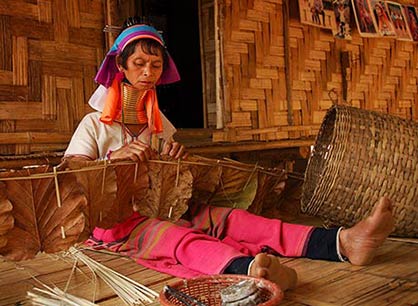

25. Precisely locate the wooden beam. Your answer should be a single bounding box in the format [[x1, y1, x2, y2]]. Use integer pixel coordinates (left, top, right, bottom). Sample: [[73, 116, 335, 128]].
[[187, 139, 314, 154]]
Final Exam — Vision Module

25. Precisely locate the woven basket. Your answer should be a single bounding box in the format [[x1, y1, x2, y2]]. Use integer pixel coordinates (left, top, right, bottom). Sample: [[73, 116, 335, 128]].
[[301, 105, 418, 238], [159, 274, 283, 306]]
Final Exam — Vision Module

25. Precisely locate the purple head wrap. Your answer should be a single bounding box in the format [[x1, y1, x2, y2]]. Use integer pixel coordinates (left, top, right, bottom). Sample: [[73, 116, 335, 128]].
[[95, 24, 180, 88]]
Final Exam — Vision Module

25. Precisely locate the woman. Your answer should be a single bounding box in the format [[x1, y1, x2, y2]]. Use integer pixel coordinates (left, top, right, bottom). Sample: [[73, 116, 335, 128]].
[[374, 2, 395, 36], [65, 19, 394, 291]]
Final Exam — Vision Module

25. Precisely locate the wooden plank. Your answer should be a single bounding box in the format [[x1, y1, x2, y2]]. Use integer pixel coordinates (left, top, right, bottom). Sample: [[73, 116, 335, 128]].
[[0, 0, 38, 19], [53, 0, 69, 42], [29, 40, 98, 65], [0, 16, 12, 71], [42, 75, 56, 119], [69, 27, 104, 48], [67, 0, 81, 28], [0, 70, 13, 85], [12, 36, 28, 86], [0, 132, 71, 144], [189, 139, 315, 154], [0, 235, 416, 306], [37, 0, 53, 23], [0, 84, 28, 101], [0, 102, 42, 120], [10, 16, 53, 40]]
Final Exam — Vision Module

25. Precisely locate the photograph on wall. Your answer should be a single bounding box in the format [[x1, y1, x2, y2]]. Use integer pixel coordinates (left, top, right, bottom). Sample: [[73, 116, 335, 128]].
[[299, 0, 337, 30], [370, 0, 396, 37], [385, 1, 413, 41], [332, 0, 352, 39], [404, 5, 418, 41], [352, 0, 379, 37]]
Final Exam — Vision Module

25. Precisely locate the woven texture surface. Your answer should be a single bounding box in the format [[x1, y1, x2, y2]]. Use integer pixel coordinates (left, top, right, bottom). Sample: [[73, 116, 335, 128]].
[[301, 105, 418, 238], [213, 0, 418, 143], [159, 274, 283, 306]]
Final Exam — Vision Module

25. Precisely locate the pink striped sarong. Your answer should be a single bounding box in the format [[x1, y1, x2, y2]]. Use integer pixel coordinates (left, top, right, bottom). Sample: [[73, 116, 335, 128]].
[[86, 205, 314, 278]]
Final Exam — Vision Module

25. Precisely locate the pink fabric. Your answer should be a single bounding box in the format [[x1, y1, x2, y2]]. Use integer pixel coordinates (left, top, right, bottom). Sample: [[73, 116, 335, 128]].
[[222, 209, 314, 257], [91, 212, 147, 242], [86, 207, 314, 279], [119, 219, 244, 278]]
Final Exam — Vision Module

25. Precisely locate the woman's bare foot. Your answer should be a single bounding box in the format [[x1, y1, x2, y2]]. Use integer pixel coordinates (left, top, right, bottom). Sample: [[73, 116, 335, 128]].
[[249, 253, 297, 291], [339, 196, 394, 265]]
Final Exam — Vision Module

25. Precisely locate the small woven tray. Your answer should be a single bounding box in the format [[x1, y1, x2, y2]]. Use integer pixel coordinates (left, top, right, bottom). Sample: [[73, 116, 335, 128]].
[[301, 105, 418, 237], [159, 274, 283, 306]]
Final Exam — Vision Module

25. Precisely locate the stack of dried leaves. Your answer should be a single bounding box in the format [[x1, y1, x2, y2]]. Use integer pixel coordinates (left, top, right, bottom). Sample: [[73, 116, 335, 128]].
[[0, 156, 285, 261]]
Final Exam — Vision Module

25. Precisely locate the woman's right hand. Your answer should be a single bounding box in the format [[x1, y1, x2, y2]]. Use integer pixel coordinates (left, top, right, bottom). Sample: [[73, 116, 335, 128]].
[[108, 140, 156, 162]]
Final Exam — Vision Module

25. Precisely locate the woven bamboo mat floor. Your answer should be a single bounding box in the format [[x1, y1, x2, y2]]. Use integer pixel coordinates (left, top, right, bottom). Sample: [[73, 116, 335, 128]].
[[0, 234, 417, 305]]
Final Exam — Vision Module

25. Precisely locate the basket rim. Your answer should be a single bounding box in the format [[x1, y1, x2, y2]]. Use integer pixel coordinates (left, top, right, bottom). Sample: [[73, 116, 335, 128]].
[[159, 274, 284, 306]]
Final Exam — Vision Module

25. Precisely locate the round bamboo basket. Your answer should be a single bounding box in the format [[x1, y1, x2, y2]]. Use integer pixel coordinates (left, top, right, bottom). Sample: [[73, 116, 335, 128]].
[[159, 274, 283, 305], [301, 105, 418, 237]]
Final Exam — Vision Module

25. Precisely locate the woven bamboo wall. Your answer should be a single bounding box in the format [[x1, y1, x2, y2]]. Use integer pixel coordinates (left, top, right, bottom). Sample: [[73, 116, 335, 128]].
[[213, 0, 418, 143], [0, 0, 104, 155], [2, 0, 418, 152], [200, 0, 217, 128]]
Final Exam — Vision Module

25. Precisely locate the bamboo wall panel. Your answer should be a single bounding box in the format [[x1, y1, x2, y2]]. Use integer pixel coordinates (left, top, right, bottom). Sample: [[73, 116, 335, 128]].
[[199, 0, 217, 128], [214, 0, 418, 143], [0, 0, 104, 155]]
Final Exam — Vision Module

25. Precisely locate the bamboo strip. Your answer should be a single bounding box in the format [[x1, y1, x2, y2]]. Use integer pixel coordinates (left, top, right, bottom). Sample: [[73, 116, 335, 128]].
[[0, 158, 286, 182], [28, 286, 97, 306], [68, 247, 158, 305], [53, 166, 62, 208]]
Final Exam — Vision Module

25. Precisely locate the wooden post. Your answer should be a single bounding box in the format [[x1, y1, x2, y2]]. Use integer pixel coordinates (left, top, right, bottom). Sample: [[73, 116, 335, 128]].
[[198, 0, 208, 128], [282, 0, 293, 126], [214, 0, 224, 129]]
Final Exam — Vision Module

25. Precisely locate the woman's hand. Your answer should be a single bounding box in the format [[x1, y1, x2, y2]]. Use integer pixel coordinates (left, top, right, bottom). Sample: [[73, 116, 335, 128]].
[[273, 172, 288, 195], [161, 141, 188, 160], [108, 140, 156, 162]]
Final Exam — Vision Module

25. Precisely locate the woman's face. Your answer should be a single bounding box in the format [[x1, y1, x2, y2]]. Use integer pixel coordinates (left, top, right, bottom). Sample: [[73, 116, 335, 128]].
[[120, 43, 164, 91]]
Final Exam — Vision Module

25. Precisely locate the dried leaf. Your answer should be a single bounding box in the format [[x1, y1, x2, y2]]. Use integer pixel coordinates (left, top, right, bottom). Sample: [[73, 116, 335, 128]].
[[0, 166, 87, 261], [248, 169, 285, 214], [0, 182, 13, 248], [187, 155, 222, 204], [203, 159, 285, 211], [114, 162, 149, 221], [140, 156, 193, 220], [63, 159, 120, 232], [209, 166, 259, 209]]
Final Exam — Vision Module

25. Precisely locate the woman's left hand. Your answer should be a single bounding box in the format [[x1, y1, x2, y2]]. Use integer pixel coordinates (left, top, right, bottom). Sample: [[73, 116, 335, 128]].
[[161, 141, 188, 159]]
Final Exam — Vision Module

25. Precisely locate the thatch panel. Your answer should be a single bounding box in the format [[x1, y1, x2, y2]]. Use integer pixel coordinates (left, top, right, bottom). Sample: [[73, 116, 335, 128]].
[[37, 0, 52, 23], [69, 27, 103, 48], [218, 0, 290, 141], [0, 121, 15, 155], [57, 88, 73, 132], [10, 17, 53, 40], [0, 71, 13, 86], [53, 0, 70, 42], [41, 75, 56, 120], [83, 65, 98, 103], [0, 0, 103, 154], [0, 16, 12, 71], [12, 37, 28, 86], [28, 60, 41, 101], [66, 0, 80, 28], [41, 61, 85, 78], [0, 1, 38, 19], [72, 78, 86, 121], [216, 0, 418, 142], [0, 132, 71, 145], [0, 85, 28, 101], [15, 119, 56, 132], [28, 41, 97, 65], [79, 12, 105, 29], [200, 0, 217, 128], [0, 102, 42, 120]]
